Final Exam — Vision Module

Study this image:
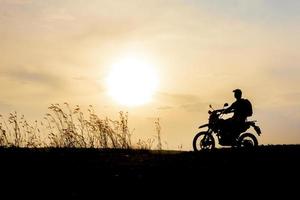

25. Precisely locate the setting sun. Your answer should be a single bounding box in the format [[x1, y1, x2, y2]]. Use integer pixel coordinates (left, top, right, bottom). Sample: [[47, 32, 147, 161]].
[[106, 56, 158, 106]]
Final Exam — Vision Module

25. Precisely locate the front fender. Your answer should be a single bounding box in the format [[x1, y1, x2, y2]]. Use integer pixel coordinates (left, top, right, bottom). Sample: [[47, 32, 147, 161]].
[[199, 124, 209, 129]]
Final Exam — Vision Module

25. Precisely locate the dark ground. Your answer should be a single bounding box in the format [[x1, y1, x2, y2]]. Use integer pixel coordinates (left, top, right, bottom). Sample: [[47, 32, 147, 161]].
[[0, 145, 299, 197]]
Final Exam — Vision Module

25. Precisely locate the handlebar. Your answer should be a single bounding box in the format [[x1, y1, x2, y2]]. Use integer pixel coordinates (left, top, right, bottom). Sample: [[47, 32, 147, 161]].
[[211, 108, 225, 114]]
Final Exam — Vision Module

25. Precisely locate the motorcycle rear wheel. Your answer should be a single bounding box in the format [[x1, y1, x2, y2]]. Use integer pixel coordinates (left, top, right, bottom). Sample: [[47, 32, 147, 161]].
[[237, 133, 258, 148], [193, 131, 215, 151]]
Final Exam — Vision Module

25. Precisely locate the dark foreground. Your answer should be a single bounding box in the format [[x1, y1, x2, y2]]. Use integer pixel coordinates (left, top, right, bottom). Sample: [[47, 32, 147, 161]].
[[0, 145, 299, 197]]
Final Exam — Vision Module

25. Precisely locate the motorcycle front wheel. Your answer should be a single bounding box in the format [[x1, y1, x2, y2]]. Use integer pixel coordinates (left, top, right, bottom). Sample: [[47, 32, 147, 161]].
[[193, 131, 215, 151], [237, 133, 258, 148]]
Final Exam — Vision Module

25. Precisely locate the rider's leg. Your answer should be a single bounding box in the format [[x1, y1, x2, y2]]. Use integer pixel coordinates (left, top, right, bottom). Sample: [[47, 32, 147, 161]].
[[222, 118, 234, 140]]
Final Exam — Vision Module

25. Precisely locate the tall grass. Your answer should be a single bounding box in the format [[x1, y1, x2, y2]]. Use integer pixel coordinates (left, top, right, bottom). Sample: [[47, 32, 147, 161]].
[[0, 112, 43, 147], [155, 118, 162, 150], [0, 103, 161, 150]]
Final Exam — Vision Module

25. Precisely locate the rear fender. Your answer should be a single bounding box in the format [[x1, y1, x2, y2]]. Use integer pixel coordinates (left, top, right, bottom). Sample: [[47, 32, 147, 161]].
[[249, 122, 262, 136]]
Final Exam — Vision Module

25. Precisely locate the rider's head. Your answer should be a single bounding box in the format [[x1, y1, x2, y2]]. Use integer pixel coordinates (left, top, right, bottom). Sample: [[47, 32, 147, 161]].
[[233, 89, 242, 100]]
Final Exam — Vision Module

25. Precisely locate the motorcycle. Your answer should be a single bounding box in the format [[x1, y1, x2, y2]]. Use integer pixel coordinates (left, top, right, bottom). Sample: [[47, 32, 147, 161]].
[[193, 103, 262, 151]]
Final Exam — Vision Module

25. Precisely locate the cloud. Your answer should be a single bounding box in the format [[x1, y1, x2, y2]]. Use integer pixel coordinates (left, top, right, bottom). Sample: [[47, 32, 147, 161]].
[[0, 100, 12, 108], [0, 0, 33, 5], [276, 92, 300, 106], [268, 66, 300, 81], [283, 92, 300, 100], [157, 92, 201, 104], [1, 67, 64, 88], [71, 76, 104, 93], [156, 92, 208, 112], [72, 76, 87, 81], [157, 106, 173, 110], [180, 102, 208, 113], [44, 9, 75, 22]]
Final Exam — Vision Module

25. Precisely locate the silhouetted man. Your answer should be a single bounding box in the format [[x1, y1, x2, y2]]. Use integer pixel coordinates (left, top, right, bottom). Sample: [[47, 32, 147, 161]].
[[223, 89, 253, 138]]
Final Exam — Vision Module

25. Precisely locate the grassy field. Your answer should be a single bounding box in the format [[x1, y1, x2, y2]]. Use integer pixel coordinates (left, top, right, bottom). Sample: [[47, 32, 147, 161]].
[[0, 145, 299, 197]]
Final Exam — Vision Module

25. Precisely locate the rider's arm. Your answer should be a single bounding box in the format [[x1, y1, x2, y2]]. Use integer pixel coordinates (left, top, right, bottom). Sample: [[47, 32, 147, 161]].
[[224, 103, 235, 114], [215, 108, 225, 113]]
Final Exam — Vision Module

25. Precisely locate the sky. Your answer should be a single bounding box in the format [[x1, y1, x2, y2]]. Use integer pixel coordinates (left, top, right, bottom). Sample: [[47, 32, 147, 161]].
[[0, 0, 300, 150]]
